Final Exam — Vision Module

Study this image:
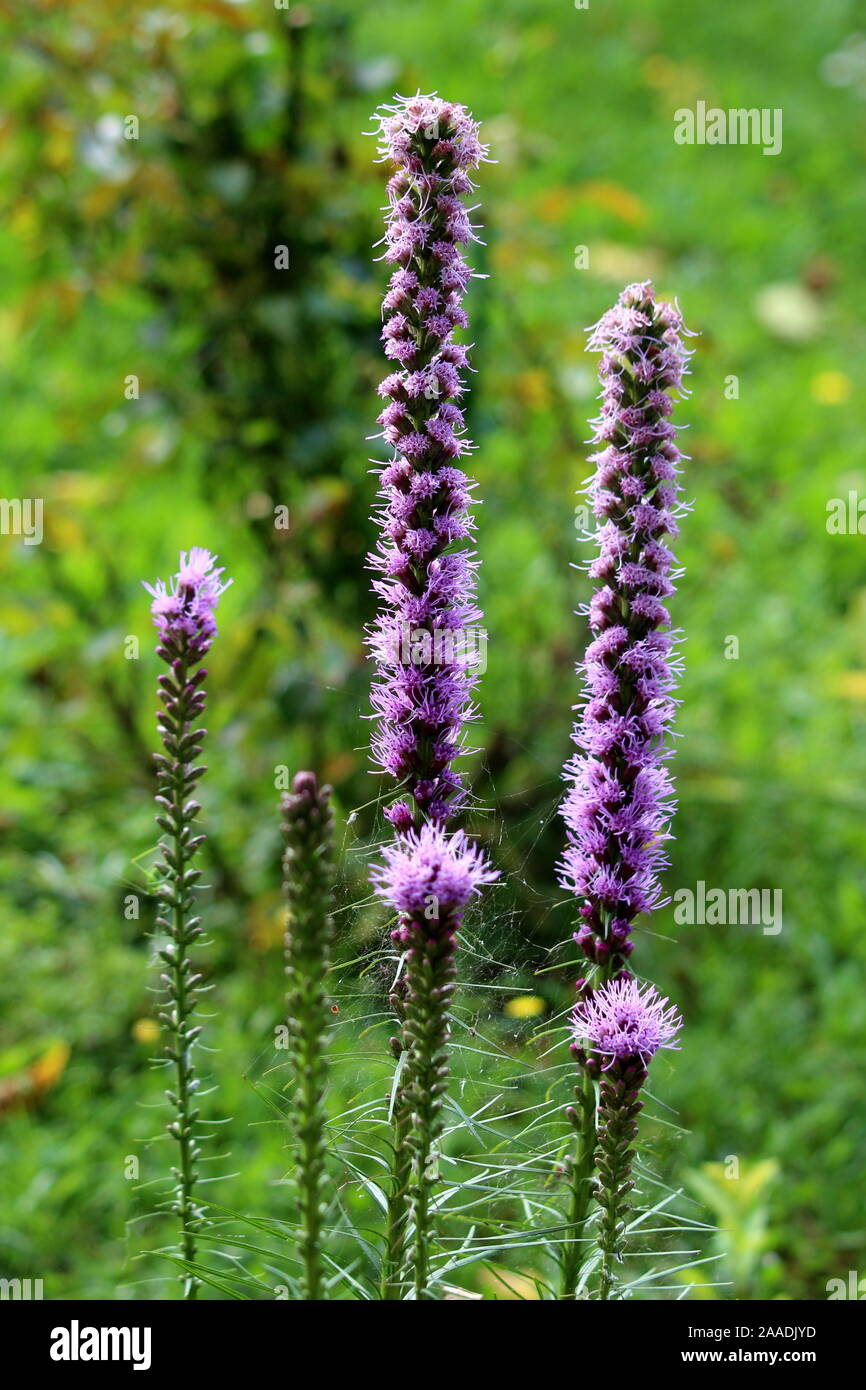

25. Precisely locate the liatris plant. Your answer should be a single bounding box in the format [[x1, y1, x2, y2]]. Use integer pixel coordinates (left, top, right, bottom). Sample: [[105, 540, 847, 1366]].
[[558, 282, 692, 1297], [560, 281, 692, 974], [367, 92, 488, 833], [281, 771, 336, 1302], [144, 547, 231, 1299], [371, 824, 497, 1299], [367, 92, 491, 1297], [572, 977, 682, 1299]]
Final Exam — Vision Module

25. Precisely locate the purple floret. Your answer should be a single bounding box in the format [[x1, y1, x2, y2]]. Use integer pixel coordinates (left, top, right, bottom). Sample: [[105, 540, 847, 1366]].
[[560, 283, 693, 969]]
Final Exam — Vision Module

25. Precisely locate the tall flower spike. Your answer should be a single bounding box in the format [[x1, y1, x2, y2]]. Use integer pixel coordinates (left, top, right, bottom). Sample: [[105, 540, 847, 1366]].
[[367, 92, 492, 1300], [144, 547, 230, 1298], [367, 93, 489, 832], [281, 771, 337, 1302], [573, 977, 682, 1298], [560, 281, 693, 974], [558, 283, 690, 1300], [372, 824, 498, 1299]]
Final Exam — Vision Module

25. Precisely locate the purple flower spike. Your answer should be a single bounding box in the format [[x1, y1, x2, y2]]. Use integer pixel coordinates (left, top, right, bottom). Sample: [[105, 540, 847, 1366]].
[[572, 976, 683, 1068], [144, 547, 231, 654], [559, 282, 693, 970], [369, 96, 494, 1301], [367, 94, 489, 830]]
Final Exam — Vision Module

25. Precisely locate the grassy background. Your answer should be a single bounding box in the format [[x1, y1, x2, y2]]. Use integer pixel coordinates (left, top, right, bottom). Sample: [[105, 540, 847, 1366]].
[[0, 0, 864, 1298]]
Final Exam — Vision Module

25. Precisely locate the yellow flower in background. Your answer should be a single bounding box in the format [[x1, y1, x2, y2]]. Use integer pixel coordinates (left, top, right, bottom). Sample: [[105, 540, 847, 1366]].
[[0, 1042, 70, 1115], [811, 370, 851, 405], [576, 180, 648, 226], [535, 181, 648, 227], [29, 1042, 70, 1094], [504, 995, 545, 1019], [830, 671, 866, 701], [132, 1018, 160, 1045]]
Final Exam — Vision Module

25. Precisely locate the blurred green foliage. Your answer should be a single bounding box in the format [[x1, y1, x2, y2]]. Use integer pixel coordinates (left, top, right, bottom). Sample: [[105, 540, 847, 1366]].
[[0, 0, 864, 1298], [683, 1159, 781, 1299]]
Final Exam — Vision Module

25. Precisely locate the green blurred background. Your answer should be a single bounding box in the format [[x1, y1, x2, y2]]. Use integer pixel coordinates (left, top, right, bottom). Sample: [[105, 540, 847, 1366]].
[[1, 0, 864, 1299]]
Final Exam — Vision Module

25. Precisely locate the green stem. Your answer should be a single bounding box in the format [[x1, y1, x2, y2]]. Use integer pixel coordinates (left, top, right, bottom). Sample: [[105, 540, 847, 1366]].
[[594, 1059, 645, 1300], [559, 934, 615, 1300], [171, 802, 198, 1298], [155, 647, 206, 1300], [381, 1079, 413, 1300], [559, 1067, 596, 1299], [282, 773, 335, 1301], [294, 982, 328, 1302], [402, 922, 456, 1301]]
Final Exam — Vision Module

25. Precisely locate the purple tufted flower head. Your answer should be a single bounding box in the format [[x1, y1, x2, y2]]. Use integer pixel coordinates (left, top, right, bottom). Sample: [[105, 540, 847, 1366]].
[[374, 93, 488, 175], [572, 976, 682, 1068], [366, 94, 489, 831], [370, 822, 498, 922], [144, 548, 231, 653], [559, 282, 694, 971]]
